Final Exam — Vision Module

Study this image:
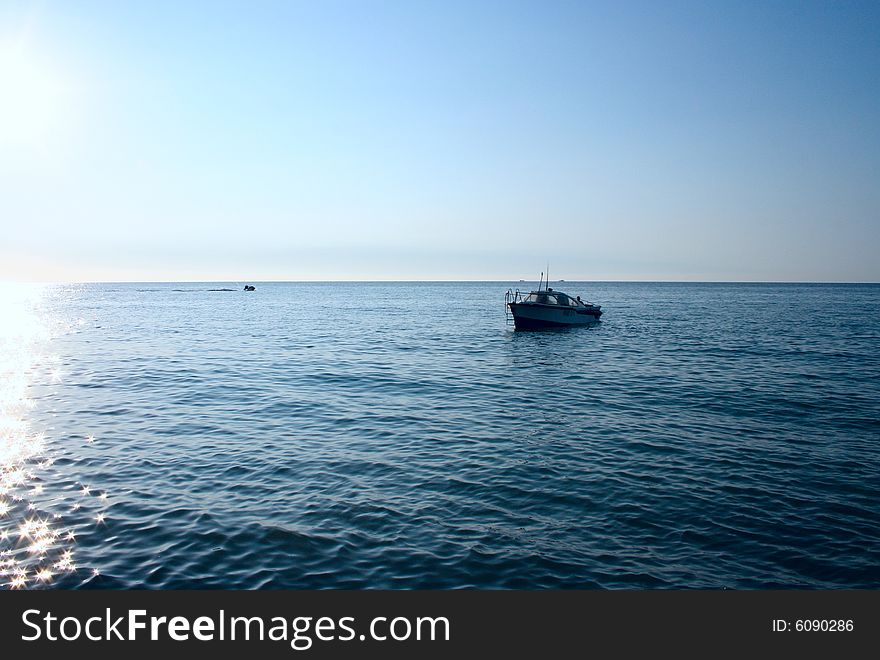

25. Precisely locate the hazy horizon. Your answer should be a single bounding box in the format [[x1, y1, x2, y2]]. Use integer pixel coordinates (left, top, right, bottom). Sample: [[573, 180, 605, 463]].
[[7, 277, 880, 285], [2, 1, 879, 283]]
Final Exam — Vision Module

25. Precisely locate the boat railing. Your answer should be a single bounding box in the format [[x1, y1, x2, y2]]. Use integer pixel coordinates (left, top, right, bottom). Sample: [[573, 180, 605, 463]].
[[506, 288, 598, 309], [504, 289, 517, 324], [505, 289, 525, 305]]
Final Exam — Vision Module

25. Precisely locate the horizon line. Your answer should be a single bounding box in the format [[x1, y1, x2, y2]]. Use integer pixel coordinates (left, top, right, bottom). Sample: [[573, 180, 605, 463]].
[[5, 279, 879, 285]]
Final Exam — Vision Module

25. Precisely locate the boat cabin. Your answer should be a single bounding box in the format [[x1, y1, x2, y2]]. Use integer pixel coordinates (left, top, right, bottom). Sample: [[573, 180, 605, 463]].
[[520, 288, 588, 307]]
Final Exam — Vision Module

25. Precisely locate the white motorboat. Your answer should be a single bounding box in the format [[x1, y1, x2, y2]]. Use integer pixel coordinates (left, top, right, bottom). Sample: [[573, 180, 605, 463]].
[[505, 276, 602, 329]]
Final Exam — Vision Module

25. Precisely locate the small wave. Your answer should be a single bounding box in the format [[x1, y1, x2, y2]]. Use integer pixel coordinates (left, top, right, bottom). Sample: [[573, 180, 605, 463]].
[[9, 281, 879, 589]]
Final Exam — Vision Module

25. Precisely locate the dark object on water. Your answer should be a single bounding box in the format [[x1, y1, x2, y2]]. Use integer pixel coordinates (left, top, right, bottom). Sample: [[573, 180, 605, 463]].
[[244, 285, 256, 291], [505, 271, 602, 329]]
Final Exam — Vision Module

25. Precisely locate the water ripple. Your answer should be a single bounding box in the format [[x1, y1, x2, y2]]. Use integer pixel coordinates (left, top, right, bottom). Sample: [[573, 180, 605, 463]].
[[2, 282, 878, 589]]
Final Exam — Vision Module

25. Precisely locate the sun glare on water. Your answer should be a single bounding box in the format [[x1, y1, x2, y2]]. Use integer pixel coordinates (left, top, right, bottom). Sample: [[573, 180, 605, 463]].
[[0, 286, 105, 588]]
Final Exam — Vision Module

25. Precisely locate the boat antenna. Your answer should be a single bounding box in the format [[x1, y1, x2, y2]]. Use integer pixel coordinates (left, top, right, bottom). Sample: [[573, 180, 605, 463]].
[[538, 270, 543, 291], [546, 263, 549, 290]]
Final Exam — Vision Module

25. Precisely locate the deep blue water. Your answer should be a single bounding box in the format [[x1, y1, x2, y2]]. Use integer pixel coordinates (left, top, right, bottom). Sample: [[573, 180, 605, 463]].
[[1, 282, 878, 589]]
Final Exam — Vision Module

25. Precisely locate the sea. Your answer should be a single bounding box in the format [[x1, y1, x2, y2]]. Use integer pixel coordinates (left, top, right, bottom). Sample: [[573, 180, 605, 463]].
[[1, 281, 878, 589]]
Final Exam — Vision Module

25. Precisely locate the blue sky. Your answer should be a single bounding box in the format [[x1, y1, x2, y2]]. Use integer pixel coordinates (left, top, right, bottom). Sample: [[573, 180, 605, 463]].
[[1, 0, 878, 281]]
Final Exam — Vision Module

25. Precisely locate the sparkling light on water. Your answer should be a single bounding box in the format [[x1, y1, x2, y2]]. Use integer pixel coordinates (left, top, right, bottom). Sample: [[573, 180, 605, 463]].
[[0, 285, 108, 588]]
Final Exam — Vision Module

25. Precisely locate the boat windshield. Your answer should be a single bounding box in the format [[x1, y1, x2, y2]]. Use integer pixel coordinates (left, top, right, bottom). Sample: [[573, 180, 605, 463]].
[[522, 291, 585, 306], [523, 292, 554, 305]]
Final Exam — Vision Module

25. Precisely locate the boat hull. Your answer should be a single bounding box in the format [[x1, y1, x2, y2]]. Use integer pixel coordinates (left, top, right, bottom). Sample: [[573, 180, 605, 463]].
[[508, 303, 601, 329]]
